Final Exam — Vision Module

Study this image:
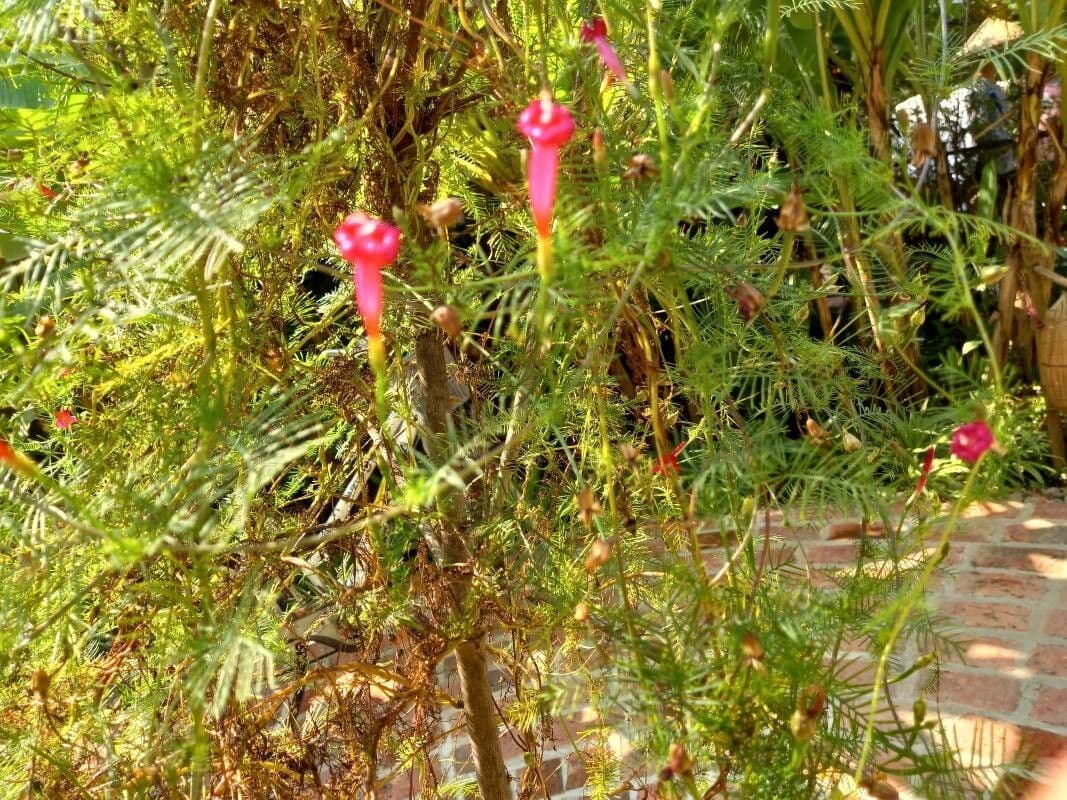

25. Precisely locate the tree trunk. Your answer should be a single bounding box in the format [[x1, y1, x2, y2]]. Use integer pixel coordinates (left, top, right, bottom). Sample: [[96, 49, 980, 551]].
[[998, 55, 1048, 363], [866, 48, 890, 162], [415, 331, 511, 800]]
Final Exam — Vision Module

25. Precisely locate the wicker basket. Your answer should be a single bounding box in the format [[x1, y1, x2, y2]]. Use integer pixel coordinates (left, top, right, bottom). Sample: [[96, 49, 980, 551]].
[[1038, 294, 1067, 413]]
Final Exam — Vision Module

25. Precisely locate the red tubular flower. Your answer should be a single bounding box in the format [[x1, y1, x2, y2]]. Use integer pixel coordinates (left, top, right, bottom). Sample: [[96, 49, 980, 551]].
[[951, 421, 995, 463], [913, 446, 935, 496], [54, 409, 77, 430], [517, 93, 576, 238], [580, 18, 629, 87], [333, 212, 401, 370], [652, 440, 689, 475], [0, 439, 34, 477]]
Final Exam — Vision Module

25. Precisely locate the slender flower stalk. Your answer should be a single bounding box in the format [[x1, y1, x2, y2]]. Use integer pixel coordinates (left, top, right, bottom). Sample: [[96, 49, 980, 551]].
[[333, 211, 401, 374], [580, 18, 629, 88], [517, 92, 575, 284]]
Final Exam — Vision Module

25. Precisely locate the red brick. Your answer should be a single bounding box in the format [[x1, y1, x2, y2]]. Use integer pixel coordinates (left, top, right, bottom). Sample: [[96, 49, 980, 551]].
[[1017, 725, 1067, 761], [927, 518, 1002, 543], [1029, 500, 1067, 520], [956, 636, 1024, 669], [499, 730, 528, 762], [971, 546, 1067, 577], [939, 600, 1033, 632], [937, 671, 1020, 713], [1045, 611, 1067, 641], [531, 758, 563, 795], [1004, 522, 1067, 545], [826, 520, 885, 540], [801, 543, 860, 566], [958, 500, 1025, 519], [1030, 645, 1067, 680], [945, 571, 1047, 602], [566, 751, 587, 789], [1032, 685, 1067, 727]]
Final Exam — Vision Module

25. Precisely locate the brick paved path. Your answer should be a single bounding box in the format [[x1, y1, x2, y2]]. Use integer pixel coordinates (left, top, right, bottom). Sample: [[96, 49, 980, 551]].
[[381, 496, 1067, 798]]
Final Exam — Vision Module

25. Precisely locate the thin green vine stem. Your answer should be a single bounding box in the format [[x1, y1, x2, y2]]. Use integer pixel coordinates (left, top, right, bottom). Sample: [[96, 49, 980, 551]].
[[852, 460, 984, 783], [646, 0, 671, 175]]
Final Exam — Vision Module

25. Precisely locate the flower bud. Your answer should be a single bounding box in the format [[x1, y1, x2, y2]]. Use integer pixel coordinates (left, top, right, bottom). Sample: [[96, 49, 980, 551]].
[[592, 128, 607, 169], [912, 696, 926, 725]]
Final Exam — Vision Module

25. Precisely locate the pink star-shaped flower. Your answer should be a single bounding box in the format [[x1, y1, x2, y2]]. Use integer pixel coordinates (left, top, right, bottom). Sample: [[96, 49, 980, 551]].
[[652, 440, 689, 474], [54, 409, 77, 430]]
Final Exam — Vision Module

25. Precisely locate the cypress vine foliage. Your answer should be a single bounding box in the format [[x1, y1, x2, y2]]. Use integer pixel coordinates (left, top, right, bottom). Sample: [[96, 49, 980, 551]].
[[0, 1, 1058, 798]]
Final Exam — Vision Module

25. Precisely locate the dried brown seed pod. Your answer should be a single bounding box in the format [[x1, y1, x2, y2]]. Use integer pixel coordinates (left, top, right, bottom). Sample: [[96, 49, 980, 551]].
[[431, 304, 462, 338], [667, 742, 693, 775], [727, 282, 765, 322], [790, 708, 816, 741], [622, 153, 658, 181], [842, 432, 862, 453], [584, 538, 612, 572], [741, 631, 764, 660], [910, 122, 937, 168], [576, 486, 602, 528], [417, 197, 464, 229], [801, 683, 826, 718], [778, 183, 810, 232], [805, 417, 829, 446], [30, 668, 49, 702], [660, 69, 675, 103]]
